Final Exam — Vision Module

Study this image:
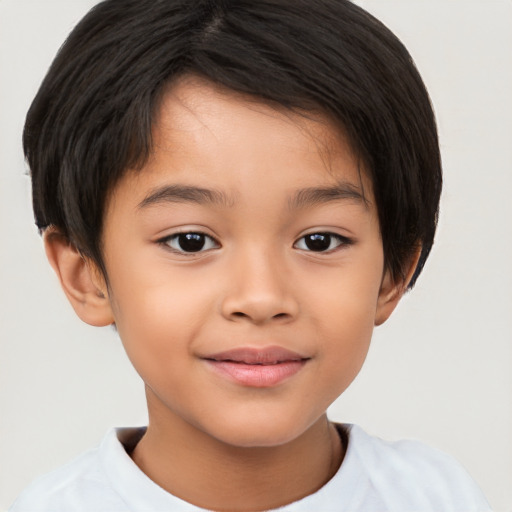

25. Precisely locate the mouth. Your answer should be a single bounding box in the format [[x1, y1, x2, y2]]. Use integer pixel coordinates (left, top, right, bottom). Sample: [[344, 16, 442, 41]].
[[203, 346, 310, 387]]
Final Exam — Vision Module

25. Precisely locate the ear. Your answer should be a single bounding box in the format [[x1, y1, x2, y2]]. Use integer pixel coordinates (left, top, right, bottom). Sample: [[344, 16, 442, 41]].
[[374, 248, 422, 326], [44, 228, 115, 327]]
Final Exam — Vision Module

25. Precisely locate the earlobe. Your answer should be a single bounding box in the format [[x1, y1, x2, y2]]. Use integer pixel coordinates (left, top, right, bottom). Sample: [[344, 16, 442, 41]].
[[374, 248, 422, 326], [43, 229, 114, 327]]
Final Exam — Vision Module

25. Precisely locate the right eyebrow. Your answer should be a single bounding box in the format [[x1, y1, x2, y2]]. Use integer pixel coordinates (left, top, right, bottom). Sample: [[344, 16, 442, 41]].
[[137, 184, 234, 210]]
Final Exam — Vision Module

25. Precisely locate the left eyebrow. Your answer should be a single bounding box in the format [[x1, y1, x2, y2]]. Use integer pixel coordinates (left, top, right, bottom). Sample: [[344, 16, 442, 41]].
[[289, 182, 369, 210], [137, 184, 234, 209]]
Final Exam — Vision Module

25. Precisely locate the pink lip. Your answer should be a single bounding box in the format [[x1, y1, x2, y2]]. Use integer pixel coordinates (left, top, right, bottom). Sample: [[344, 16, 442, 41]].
[[203, 346, 309, 387]]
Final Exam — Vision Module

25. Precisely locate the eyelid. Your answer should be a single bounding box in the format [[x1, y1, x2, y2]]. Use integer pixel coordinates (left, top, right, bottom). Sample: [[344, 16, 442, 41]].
[[158, 230, 221, 254], [293, 232, 353, 252]]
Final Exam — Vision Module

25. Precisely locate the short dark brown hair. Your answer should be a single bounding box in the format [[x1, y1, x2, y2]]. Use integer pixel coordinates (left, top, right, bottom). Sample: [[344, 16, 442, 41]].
[[24, 0, 442, 287]]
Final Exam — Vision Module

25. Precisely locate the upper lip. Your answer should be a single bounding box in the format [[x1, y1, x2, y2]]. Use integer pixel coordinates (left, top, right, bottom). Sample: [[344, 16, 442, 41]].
[[203, 346, 309, 365]]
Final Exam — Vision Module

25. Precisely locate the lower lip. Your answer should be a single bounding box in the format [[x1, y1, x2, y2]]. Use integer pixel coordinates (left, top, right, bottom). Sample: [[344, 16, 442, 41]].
[[205, 360, 307, 387]]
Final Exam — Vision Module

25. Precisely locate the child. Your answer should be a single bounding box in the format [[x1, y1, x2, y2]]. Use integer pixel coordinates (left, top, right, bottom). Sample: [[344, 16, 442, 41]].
[[9, 0, 491, 510]]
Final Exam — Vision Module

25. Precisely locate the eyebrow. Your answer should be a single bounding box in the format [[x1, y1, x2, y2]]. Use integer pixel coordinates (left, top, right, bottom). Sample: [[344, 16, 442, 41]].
[[137, 182, 368, 211], [138, 184, 234, 209], [289, 182, 368, 210]]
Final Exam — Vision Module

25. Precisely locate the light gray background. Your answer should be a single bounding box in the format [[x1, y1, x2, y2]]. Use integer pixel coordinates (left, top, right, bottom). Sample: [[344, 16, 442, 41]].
[[1, 1, 511, 510]]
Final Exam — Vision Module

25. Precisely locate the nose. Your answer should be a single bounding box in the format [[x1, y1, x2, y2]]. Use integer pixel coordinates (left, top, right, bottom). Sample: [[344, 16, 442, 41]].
[[220, 248, 299, 325]]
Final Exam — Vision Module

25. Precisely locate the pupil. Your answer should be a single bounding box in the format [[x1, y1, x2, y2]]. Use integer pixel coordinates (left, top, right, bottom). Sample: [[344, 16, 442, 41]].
[[179, 233, 205, 252], [305, 233, 331, 251]]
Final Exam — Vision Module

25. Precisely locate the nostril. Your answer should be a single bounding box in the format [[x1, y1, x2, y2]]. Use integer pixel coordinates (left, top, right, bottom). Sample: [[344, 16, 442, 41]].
[[229, 311, 290, 322]]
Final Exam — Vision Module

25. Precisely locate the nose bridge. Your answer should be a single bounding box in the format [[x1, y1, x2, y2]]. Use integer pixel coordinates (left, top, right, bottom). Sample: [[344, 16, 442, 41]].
[[221, 243, 297, 324]]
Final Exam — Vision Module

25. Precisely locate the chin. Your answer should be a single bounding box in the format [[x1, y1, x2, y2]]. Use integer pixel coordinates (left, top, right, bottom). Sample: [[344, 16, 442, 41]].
[[202, 411, 315, 449]]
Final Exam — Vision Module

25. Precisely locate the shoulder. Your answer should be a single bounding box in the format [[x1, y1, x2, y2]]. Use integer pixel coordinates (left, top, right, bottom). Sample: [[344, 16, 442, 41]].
[[9, 430, 129, 512], [343, 424, 491, 512]]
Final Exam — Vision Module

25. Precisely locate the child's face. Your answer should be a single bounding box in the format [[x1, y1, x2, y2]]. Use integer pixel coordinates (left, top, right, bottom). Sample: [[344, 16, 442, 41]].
[[99, 77, 400, 447]]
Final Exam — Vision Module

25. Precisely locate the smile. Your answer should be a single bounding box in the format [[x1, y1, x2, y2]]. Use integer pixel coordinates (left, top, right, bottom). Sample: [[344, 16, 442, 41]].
[[203, 346, 310, 387]]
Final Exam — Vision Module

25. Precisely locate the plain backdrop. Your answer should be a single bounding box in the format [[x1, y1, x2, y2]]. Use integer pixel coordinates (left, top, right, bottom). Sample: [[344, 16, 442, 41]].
[[0, 1, 511, 510]]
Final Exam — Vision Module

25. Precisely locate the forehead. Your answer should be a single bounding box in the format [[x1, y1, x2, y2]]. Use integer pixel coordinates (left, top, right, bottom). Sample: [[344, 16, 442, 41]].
[[156, 78, 362, 170], [116, 76, 373, 209]]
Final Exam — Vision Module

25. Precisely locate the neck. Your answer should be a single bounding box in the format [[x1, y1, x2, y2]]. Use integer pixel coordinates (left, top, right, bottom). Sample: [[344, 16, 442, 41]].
[[132, 399, 344, 511]]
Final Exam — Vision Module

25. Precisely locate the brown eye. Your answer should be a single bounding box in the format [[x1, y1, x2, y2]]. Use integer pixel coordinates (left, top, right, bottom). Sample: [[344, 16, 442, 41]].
[[305, 233, 331, 251], [294, 233, 350, 252], [165, 232, 219, 253]]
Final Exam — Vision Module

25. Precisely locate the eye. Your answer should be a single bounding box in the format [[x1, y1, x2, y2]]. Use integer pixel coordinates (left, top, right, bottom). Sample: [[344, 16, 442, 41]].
[[163, 232, 219, 253], [294, 232, 351, 252]]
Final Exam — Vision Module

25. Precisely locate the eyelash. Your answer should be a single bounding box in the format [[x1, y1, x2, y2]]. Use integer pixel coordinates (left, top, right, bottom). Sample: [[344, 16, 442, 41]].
[[159, 230, 352, 255], [159, 232, 220, 254], [294, 232, 353, 253]]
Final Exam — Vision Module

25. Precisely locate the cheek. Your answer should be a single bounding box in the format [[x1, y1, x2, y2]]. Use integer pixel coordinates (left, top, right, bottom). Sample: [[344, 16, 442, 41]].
[[107, 261, 211, 362], [304, 257, 383, 374], [311, 301, 375, 408], [305, 258, 383, 332], [109, 284, 201, 399]]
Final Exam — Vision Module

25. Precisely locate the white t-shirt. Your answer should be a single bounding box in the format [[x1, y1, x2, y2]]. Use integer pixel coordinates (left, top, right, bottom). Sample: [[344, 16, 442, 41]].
[[9, 424, 491, 512]]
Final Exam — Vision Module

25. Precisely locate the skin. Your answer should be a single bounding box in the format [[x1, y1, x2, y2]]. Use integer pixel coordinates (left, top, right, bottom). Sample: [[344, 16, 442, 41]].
[[45, 76, 415, 511]]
